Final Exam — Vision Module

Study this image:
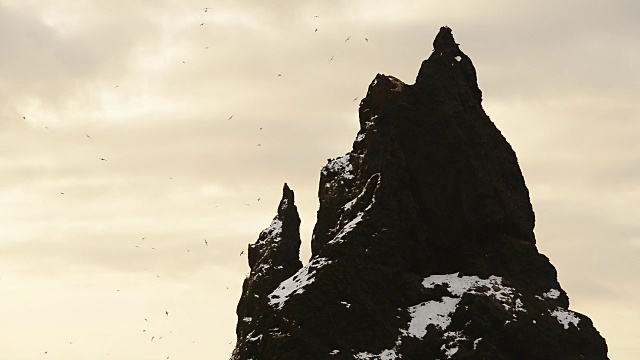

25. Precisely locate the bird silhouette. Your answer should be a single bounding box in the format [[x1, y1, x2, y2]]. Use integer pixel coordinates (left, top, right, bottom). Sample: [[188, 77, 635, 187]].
[[329, 56, 335, 63], [240, 251, 244, 256], [165, 311, 169, 316], [85, 133, 92, 139], [277, 74, 282, 77], [345, 36, 351, 43], [200, 23, 205, 26], [100, 158, 107, 161], [315, 28, 318, 32], [204, 239, 208, 246], [228, 115, 234, 120], [353, 97, 358, 102]]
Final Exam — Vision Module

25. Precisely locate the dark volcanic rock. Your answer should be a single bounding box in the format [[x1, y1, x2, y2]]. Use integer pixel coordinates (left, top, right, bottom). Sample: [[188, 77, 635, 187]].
[[231, 27, 608, 360], [232, 183, 303, 358]]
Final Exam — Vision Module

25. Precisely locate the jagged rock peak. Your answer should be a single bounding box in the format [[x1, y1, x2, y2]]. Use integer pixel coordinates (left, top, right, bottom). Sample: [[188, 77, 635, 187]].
[[248, 183, 301, 270], [231, 27, 608, 360], [415, 26, 482, 105], [232, 184, 302, 359], [433, 26, 460, 53], [277, 182, 295, 216]]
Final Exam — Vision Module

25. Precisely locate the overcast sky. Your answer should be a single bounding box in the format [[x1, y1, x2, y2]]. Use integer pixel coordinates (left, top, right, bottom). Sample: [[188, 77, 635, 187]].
[[0, 0, 638, 359]]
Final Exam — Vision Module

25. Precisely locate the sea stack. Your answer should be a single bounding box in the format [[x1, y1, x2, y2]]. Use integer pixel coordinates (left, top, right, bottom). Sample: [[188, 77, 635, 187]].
[[231, 27, 608, 360]]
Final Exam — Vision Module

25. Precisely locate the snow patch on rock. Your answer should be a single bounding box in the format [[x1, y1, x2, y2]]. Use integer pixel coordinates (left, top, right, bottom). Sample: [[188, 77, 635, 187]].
[[403, 273, 525, 340], [268, 257, 332, 309], [543, 288, 561, 300], [551, 308, 581, 329], [355, 349, 400, 360]]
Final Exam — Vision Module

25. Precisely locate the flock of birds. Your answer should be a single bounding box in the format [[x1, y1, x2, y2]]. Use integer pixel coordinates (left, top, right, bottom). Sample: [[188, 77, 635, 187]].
[[18, 5, 372, 359]]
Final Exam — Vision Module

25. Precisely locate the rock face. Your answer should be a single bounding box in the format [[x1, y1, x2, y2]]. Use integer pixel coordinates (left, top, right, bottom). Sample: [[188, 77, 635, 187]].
[[231, 27, 608, 360]]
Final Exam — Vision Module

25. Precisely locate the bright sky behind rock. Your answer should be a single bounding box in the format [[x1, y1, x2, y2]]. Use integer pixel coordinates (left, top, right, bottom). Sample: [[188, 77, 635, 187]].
[[0, 0, 638, 358]]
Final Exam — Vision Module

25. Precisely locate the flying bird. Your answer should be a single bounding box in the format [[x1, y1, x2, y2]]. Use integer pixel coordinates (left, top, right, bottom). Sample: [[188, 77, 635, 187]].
[[165, 311, 169, 316], [182, 60, 186, 64], [85, 133, 92, 139], [353, 97, 358, 102], [151, 336, 155, 342], [277, 74, 282, 77], [227, 115, 234, 120], [344, 36, 351, 43], [204, 239, 208, 246], [257, 198, 260, 201], [365, 37, 369, 42], [100, 158, 107, 161], [329, 56, 335, 63], [22, 116, 26, 120], [315, 28, 318, 32], [200, 23, 205, 26], [240, 251, 244, 256]]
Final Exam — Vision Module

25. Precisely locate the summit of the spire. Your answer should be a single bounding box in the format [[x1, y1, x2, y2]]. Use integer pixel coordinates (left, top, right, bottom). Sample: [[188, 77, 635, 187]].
[[433, 26, 460, 53]]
